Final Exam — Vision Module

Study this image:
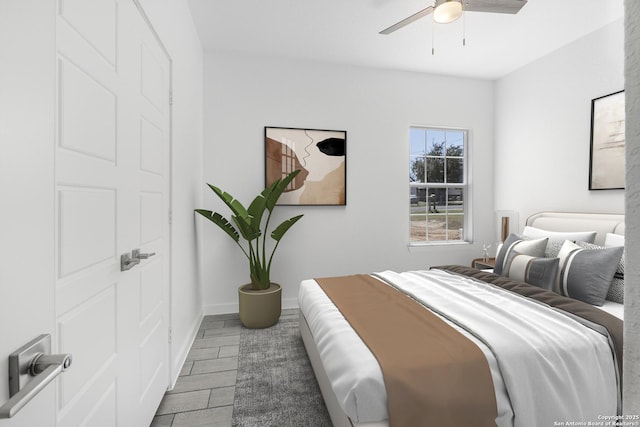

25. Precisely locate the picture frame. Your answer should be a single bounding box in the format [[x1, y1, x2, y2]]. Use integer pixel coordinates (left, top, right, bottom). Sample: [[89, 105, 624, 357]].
[[589, 90, 625, 190], [265, 126, 347, 205]]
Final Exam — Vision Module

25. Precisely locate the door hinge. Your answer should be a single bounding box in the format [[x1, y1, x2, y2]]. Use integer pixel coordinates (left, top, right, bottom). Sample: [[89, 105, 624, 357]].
[[168, 210, 173, 225], [168, 327, 172, 344], [169, 90, 173, 106]]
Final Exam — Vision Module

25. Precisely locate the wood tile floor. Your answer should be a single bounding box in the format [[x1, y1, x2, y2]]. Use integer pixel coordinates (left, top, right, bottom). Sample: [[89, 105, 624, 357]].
[[150, 309, 299, 427]]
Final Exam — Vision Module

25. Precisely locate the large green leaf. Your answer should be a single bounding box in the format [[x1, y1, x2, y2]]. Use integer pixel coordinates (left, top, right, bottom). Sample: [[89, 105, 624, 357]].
[[265, 170, 300, 211], [247, 193, 268, 230], [232, 215, 261, 241], [195, 209, 240, 242], [207, 184, 249, 220], [261, 180, 279, 211], [271, 214, 304, 241]]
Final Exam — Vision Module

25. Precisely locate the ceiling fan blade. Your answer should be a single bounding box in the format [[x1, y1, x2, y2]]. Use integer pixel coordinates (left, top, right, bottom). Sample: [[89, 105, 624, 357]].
[[463, 0, 527, 14], [379, 6, 434, 35]]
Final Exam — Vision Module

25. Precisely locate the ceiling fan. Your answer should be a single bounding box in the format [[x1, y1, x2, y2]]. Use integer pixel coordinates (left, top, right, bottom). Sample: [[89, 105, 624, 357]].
[[379, 0, 527, 35]]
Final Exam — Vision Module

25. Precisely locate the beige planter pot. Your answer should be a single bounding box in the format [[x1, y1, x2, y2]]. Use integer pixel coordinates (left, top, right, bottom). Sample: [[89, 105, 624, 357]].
[[238, 283, 282, 328]]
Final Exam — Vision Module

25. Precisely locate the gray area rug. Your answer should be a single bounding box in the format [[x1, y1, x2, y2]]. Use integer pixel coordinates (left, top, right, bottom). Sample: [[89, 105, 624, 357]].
[[232, 312, 332, 427]]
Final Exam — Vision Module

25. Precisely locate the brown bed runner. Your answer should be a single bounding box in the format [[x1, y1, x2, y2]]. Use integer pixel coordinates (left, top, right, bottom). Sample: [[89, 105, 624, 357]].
[[315, 274, 498, 427]]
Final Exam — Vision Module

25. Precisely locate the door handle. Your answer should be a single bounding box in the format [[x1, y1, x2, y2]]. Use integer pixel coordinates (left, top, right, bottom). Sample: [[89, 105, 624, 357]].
[[0, 335, 72, 419], [120, 249, 155, 271], [120, 253, 140, 271], [132, 249, 156, 260]]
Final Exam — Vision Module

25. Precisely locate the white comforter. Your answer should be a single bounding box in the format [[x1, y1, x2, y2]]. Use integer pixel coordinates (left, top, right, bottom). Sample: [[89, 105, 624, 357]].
[[298, 269, 618, 427]]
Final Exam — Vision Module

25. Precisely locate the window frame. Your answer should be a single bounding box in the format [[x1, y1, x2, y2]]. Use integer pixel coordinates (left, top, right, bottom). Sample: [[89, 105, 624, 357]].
[[409, 126, 470, 246]]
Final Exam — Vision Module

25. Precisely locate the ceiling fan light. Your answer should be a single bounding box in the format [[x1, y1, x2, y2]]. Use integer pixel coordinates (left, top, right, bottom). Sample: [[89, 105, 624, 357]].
[[433, 0, 462, 24]]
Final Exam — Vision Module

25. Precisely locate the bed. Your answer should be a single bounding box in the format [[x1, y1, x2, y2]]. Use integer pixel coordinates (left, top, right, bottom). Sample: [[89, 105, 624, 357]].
[[298, 212, 625, 427]]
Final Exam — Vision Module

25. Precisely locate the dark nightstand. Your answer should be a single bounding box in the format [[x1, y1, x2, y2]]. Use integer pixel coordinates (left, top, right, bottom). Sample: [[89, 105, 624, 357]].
[[472, 257, 496, 270]]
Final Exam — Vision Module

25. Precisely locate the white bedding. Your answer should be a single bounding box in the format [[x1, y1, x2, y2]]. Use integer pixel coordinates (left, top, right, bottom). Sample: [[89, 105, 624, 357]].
[[299, 270, 620, 427], [299, 273, 512, 425]]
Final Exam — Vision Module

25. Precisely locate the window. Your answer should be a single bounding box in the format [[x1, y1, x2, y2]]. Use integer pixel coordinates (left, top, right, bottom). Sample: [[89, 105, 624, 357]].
[[409, 127, 468, 244]]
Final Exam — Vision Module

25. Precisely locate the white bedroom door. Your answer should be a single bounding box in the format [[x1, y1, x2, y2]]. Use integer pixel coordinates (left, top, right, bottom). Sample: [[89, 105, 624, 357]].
[[0, 2, 57, 426], [0, 0, 170, 425], [54, 0, 171, 426]]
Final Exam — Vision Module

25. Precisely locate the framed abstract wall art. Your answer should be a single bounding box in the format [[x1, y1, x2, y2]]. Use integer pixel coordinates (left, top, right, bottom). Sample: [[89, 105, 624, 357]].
[[265, 126, 347, 205], [589, 90, 625, 190]]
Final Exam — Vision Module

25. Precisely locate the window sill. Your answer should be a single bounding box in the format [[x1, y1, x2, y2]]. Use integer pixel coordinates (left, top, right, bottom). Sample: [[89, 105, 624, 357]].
[[408, 240, 471, 250]]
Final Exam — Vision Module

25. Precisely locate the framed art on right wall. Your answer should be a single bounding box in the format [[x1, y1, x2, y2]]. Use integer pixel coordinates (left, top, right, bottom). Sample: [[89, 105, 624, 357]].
[[589, 90, 625, 190]]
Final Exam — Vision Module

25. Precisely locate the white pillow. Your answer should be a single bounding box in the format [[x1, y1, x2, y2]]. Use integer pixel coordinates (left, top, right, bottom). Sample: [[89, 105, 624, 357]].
[[522, 226, 597, 243], [604, 233, 624, 247]]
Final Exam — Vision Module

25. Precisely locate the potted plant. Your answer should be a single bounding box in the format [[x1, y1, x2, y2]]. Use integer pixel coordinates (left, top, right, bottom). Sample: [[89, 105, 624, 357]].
[[195, 170, 303, 328]]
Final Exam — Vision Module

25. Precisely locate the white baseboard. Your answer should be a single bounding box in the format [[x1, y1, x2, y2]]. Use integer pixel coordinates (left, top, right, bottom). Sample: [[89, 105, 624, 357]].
[[169, 312, 203, 389]]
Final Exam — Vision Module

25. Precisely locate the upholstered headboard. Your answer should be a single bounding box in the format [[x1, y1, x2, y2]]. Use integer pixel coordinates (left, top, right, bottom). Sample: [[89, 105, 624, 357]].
[[525, 212, 625, 246]]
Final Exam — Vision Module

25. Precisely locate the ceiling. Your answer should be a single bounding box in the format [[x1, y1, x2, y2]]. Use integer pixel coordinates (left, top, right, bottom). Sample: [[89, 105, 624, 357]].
[[186, 0, 624, 80]]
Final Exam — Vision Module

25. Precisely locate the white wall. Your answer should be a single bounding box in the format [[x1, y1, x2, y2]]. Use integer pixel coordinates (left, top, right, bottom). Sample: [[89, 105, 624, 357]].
[[624, 0, 640, 413], [494, 13, 639, 412], [200, 52, 495, 313], [138, 0, 204, 384], [495, 20, 625, 230]]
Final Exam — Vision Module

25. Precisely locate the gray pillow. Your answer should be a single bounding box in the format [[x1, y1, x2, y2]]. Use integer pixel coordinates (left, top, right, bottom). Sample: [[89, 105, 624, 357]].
[[494, 233, 548, 276], [503, 254, 559, 291], [558, 241, 624, 306], [578, 242, 625, 304]]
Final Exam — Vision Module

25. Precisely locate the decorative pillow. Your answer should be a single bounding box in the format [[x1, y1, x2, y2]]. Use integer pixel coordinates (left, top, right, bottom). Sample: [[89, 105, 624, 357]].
[[521, 226, 596, 258], [558, 240, 624, 306], [604, 233, 624, 248], [544, 239, 566, 258], [522, 226, 597, 244], [607, 276, 624, 304], [577, 241, 625, 304], [503, 254, 559, 291], [494, 233, 548, 276]]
